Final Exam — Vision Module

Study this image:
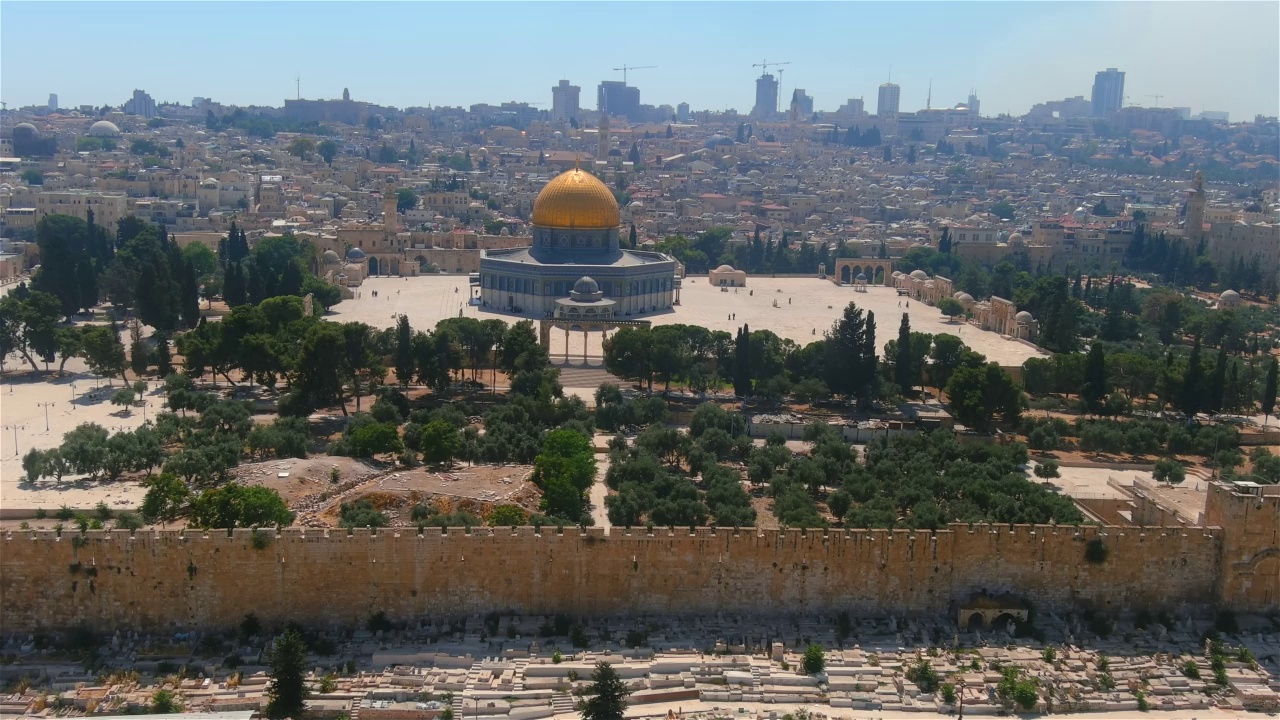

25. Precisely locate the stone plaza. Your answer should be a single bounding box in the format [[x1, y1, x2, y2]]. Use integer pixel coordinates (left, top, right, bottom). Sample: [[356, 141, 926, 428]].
[[328, 275, 1049, 367]]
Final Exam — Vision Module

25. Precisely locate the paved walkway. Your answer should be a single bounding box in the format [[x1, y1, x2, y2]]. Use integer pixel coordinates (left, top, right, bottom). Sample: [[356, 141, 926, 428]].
[[589, 455, 611, 531]]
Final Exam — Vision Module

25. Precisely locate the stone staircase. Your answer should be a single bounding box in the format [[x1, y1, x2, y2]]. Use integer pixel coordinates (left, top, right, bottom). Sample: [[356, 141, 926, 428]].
[[513, 659, 529, 692], [551, 693, 576, 715], [750, 665, 763, 689]]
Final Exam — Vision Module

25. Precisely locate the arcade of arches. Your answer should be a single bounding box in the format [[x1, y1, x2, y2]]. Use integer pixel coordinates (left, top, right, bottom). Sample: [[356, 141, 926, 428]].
[[832, 258, 893, 286]]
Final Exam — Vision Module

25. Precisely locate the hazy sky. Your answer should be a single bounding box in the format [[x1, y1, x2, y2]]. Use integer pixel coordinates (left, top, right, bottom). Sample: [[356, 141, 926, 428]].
[[3, 1, 1277, 120]]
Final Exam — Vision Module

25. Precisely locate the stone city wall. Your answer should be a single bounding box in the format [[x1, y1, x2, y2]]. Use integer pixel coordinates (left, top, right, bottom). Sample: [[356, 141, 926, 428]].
[[0, 523, 1245, 633]]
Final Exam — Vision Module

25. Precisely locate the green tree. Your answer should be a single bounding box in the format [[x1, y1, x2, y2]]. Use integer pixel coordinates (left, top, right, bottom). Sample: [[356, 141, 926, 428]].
[[396, 188, 418, 213], [287, 136, 316, 160], [394, 315, 414, 386], [81, 325, 127, 382], [896, 313, 916, 392], [190, 485, 294, 529], [1179, 336, 1205, 416], [945, 361, 1023, 432], [1263, 357, 1278, 426], [1153, 458, 1185, 484], [1082, 343, 1108, 414], [937, 297, 964, 321], [824, 303, 877, 407], [317, 139, 338, 164], [418, 420, 462, 468], [578, 662, 629, 720], [266, 629, 310, 719], [990, 201, 1016, 220], [140, 473, 191, 525]]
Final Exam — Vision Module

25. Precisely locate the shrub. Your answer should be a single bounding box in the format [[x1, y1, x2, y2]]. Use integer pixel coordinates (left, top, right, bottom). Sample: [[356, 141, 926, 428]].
[[802, 643, 825, 675], [338, 499, 389, 528], [1042, 646, 1057, 663], [1085, 537, 1108, 564], [1180, 660, 1200, 679], [489, 504, 527, 527], [940, 683, 957, 705], [905, 658, 939, 693]]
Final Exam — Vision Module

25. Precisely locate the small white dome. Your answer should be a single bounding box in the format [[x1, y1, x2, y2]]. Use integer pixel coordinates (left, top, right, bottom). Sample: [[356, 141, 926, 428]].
[[714, 264, 736, 273], [1220, 289, 1240, 301], [910, 269, 928, 280], [1016, 311, 1034, 322]]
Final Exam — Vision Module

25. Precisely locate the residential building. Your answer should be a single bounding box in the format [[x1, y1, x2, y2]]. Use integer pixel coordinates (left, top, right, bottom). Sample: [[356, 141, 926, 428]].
[[47, 94, 57, 111], [35, 191, 129, 230], [753, 73, 778, 119], [551, 80, 580, 124], [677, 102, 690, 122], [1091, 68, 1125, 118], [877, 83, 901, 117], [597, 81, 640, 120], [124, 89, 156, 118]]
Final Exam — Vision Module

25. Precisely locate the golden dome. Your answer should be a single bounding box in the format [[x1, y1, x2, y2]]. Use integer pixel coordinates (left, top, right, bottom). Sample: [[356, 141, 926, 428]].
[[531, 169, 620, 229]]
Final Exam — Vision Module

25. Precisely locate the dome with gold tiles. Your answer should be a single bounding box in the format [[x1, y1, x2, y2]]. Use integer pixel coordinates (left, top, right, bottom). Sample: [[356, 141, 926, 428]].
[[531, 169, 620, 229]]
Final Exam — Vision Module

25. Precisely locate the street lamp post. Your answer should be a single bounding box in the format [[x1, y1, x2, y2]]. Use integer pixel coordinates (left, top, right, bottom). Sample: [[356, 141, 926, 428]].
[[37, 402, 55, 431], [70, 383, 77, 402], [3, 424, 26, 457]]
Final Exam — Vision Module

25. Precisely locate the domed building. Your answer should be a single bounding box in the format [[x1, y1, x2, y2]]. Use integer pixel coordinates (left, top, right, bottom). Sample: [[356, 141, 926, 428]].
[[479, 167, 678, 315], [87, 120, 121, 138]]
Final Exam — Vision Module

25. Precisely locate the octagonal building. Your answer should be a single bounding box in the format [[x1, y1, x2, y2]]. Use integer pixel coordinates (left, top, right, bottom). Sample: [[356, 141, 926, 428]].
[[479, 168, 678, 315]]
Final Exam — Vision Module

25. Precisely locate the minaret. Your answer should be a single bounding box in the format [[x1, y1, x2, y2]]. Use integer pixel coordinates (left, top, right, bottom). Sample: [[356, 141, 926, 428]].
[[1185, 170, 1205, 243], [384, 180, 399, 233], [597, 110, 610, 164]]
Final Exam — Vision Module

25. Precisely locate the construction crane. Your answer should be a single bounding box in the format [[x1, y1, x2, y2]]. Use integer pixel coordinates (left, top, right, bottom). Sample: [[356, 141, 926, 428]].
[[1147, 93, 1163, 107], [752, 59, 791, 77], [613, 65, 656, 84]]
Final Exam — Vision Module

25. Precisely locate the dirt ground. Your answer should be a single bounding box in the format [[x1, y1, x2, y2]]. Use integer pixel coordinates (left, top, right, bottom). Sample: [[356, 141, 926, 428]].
[[226, 456, 539, 528]]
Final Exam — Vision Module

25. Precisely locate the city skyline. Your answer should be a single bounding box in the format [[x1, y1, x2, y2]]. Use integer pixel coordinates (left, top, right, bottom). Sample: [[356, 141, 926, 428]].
[[2, 1, 1277, 120]]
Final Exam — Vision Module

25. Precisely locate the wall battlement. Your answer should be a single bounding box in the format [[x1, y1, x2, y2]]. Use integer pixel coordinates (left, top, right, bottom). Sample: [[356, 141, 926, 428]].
[[3, 520, 1262, 633]]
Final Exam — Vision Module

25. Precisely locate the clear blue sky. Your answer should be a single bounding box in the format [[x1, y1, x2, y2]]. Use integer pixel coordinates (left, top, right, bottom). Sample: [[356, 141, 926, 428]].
[[3, 1, 1277, 120]]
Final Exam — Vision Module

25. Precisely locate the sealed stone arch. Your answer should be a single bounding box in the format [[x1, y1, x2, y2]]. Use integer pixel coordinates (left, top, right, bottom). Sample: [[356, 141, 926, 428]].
[[957, 593, 1031, 630]]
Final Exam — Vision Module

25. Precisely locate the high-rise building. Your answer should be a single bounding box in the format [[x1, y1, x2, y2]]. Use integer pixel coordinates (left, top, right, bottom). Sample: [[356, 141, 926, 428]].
[[837, 98, 865, 118], [597, 81, 640, 121], [790, 89, 813, 119], [47, 94, 58, 111], [124, 89, 156, 118], [967, 92, 981, 117], [551, 79, 580, 123], [753, 73, 778, 119], [877, 82, 900, 117], [1091, 68, 1125, 118], [677, 102, 690, 122]]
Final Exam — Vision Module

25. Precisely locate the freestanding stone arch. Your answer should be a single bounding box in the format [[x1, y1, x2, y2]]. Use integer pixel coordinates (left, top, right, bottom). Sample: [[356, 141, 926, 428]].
[[832, 258, 893, 285]]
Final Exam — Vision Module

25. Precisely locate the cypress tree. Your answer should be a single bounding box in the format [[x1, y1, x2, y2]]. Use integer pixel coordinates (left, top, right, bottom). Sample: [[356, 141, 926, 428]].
[[1082, 343, 1107, 414], [129, 337, 151, 378], [1180, 336, 1205, 416], [394, 314, 414, 386], [1262, 357, 1278, 425], [1208, 345, 1228, 414], [153, 334, 174, 378], [628, 224, 637, 249], [265, 629, 309, 719], [893, 313, 913, 395], [733, 325, 752, 397], [180, 258, 201, 329]]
